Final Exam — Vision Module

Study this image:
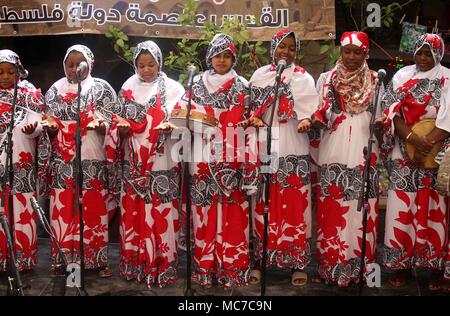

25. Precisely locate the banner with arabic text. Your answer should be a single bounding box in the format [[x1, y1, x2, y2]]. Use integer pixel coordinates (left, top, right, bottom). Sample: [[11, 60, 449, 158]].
[[0, 0, 335, 41]]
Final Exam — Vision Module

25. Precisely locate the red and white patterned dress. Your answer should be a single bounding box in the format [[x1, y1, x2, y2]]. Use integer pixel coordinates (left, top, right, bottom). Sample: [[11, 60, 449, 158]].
[[381, 63, 450, 273], [114, 71, 184, 287], [174, 67, 258, 287], [250, 62, 318, 271], [0, 82, 44, 272], [314, 61, 383, 286], [45, 45, 118, 269]]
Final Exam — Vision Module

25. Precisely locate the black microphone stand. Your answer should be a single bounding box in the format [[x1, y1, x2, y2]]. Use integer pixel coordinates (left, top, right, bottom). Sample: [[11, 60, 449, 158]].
[[74, 69, 88, 296], [260, 72, 283, 297], [30, 197, 83, 296], [180, 67, 195, 296], [357, 72, 384, 295], [0, 63, 25, 296]]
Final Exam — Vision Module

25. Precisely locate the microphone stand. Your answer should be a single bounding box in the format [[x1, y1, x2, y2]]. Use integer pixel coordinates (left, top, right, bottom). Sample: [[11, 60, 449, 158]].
[[356, 73, 384, 295], [0, 64, 25, 296], [180, 68, 195, 296], [74, 69, 88, 296], [260, 73, 283, 297], [30, 197, 83, 296]]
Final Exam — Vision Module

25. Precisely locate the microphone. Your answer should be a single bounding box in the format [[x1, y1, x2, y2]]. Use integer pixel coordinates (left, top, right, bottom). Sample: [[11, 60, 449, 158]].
[[186, 65, 196, 88], [76, 61, 89, 79], [275, 59, 287, 82], [377, 69, 386, 79], [29, 196, 44, 226]]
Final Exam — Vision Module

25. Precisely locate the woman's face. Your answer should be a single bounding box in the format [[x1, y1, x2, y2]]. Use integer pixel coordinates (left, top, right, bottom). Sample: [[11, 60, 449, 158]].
[[211, 50, 234, 75], [274, 35, 296, 66], [65, 51, 89, 82], [136, 52, 159, 82], [340, 44, 367, 71], [0, 62, 16, 89], [414, 45, 435, 72]]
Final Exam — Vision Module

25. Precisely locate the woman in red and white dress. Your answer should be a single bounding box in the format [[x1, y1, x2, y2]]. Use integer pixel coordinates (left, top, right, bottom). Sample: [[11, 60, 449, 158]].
[[0, 49, 44, 272], [173, 33, 258, 288], [381, 34, 450, 291], [43, 45, 118, 276], [312, 32, 383, 286], [111, 40, 185, 287], [248, 29, 319, 287]]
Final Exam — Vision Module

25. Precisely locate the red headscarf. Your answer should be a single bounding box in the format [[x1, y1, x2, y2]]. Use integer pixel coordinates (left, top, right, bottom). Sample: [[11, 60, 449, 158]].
[[340, 31, 370, 52]]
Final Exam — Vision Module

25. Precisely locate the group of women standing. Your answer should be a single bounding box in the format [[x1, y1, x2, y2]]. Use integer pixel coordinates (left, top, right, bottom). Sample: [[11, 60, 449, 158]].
[[0, 28, 448, 293]]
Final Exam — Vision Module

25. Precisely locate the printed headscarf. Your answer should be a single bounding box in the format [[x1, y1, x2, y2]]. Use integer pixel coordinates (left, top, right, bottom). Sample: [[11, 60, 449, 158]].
[[414, 33, 445, 65], [206, 33, 238, 69], [63, 44, 94, 81], [270, 29, 300, 64], [133, 40, 163, 72], [332, 31, 374, 113], [0, 49, 28, 79]]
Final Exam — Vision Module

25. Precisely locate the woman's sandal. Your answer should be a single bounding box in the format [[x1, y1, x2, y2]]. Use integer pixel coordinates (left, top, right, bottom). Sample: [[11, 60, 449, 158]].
[[291, 270, 308, 287], [428, 271, 444, 291], [98, 266, 113, 278], [311, 273, 323, 284], [48, 265, 65, 276], [249, 269, 261, 285]]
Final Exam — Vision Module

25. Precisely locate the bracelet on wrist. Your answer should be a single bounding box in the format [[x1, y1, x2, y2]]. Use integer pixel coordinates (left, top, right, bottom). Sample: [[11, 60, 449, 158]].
[[406, 131, 413, 141]]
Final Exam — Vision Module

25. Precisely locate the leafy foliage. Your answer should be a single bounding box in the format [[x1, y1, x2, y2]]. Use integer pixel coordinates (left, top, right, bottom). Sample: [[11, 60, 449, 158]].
[[105, 25, 135, 67], [164, 0, 269, 83]]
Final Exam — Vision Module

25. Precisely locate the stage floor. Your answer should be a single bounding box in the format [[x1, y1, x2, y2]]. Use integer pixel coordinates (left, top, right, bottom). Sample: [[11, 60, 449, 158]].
[[0, 237, 449, 296]]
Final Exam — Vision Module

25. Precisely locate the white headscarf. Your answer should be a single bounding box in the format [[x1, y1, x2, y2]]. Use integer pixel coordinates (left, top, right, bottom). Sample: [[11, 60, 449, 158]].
[[250, 30, 318, 122], [54, 44, 96, 96], [119, 40, 184, 114]]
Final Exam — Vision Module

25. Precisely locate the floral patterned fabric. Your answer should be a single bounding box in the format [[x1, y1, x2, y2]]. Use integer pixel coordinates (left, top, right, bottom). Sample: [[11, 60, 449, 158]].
[[0, 57, 44, 271], [315, 64, 383, 286], [111, 40, 185, 287], [44, 45, 118, 269]]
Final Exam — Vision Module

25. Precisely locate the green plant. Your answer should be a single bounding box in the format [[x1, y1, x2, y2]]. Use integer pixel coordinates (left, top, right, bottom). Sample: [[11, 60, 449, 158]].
[[105, 25, 135, 67], [296, 40, 340, 66], [339, 0, 415, 31], [164, 0, 269, 83]]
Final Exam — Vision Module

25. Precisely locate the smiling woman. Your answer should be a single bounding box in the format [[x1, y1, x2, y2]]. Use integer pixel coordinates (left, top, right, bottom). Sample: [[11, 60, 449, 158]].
[[312, 31, 383, 287], [381, 33, 450, 292]]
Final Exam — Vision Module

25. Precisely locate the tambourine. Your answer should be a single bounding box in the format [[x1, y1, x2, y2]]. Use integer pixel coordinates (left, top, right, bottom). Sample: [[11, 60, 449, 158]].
[[405, 119, 441, 169], [169, 109, 218, 132]]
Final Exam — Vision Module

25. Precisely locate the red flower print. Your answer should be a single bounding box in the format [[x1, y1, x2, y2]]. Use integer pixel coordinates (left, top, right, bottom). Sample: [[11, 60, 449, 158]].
[[56, 189, 75, 225], [60, 92, 78, 104], [88, 179, 103, 192], [89, 235, 105, 252], [121, 89, 135, 101], [17, 209, 35, 225], [121, 193, 143, 230], [19, 152, 33, 164], [317, 185, 349, 239], [82, 190, 106, 228], [286, 174, 303, 188], [225, 203, 246, 246], [331, 115, 347, 133], [151, 207, 170, 235], [324, 247, 339, 266]]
